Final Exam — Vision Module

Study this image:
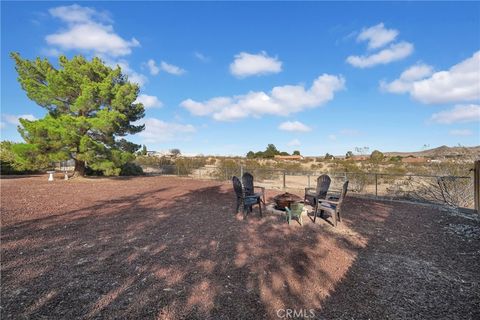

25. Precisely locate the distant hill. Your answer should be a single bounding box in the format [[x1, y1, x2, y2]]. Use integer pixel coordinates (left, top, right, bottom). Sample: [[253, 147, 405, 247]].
[[384, 145, 480, 159]]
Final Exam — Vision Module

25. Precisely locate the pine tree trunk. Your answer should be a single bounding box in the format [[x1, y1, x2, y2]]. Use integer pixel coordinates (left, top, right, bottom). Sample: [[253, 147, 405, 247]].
[[73, 159, 86, 178]]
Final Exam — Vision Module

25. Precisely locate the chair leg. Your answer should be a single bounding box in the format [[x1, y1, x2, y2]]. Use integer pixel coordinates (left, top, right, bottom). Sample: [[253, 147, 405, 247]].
[[258, 201, 262, 217], [333, 210, 337, 227], [242, 201, 248, 219], [313, 203, 317, 223], [299, 213, 303, 226]]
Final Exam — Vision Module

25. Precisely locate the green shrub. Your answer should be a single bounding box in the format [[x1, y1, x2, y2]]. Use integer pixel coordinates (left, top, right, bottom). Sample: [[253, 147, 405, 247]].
[[0, 141, 50, 174], [370, 150, 384, 162], [85, 166, 104, 176], [120, 163, 144, 176]]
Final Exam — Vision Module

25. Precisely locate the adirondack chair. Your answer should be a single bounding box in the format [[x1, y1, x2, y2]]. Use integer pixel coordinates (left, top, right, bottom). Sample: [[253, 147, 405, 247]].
[[242, 172, 266, 204], [285, 202, 304, 226], [304, 174, 331, 218], [232, 176, 262, 218], [315, 180, 349, 227]]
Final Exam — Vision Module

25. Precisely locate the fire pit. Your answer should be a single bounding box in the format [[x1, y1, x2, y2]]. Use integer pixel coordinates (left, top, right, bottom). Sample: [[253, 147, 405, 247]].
[[273, 192, 303, 211]]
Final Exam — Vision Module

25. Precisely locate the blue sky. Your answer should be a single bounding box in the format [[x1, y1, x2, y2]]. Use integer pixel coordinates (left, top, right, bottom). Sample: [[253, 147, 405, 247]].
[[1, 1, 479, 156]]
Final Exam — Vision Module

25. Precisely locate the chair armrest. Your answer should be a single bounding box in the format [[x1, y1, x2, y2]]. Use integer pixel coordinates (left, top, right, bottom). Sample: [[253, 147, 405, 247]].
[[254, 186, 265, 193], [285, 207, 291, 213], [305, 187, 316, 194], [319, 199, 340, 205]]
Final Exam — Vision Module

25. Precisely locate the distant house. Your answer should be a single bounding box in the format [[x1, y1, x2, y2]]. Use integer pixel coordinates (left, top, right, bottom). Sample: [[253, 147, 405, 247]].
[[402, 156, 428, 163], [274, 155, 304, 161]]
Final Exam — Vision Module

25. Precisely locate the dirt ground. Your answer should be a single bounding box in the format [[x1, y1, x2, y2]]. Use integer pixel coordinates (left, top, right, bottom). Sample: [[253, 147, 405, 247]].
[[1, 175, 479, 319]]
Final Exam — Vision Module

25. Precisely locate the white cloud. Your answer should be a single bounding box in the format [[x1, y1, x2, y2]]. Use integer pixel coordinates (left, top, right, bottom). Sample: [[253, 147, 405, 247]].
[[194, 51, 210, 62], [382, 51, 480, 104], [449, 129, 473, 136], [411, 52, 480, 104], [278, 121, 312, 132], [287, 139, 301, 147], [430, 104, 480, 124], [357, 23, 399, 50], [146, 59, 160, 75], [49, 4, 111, 24], [4, 114, 37, 125], [135, 94, 163, 109], [380, 63, 434, 93], [160, 61, 186, 75], [328, 134, 337, 141], [346, 41, 414, 68], [181, 74, 345, 121], [0, 122, 5, 129], [139, 118, 196, 143], [46, 4, 139, 57], [230, 51, 282, 78]]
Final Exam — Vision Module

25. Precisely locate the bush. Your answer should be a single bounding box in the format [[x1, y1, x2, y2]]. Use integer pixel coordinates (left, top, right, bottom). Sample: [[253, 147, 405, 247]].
[[120, 163, 144, 176], [174, 157, 207, 175], [206, 157, 217, 165], [324, 153, 334, 160], [370, 150, 384, 162], [135, 155, 174, 166], [0, 141, 50, 174], [85, 166, 104, 176], [215, 159, 241, 180]]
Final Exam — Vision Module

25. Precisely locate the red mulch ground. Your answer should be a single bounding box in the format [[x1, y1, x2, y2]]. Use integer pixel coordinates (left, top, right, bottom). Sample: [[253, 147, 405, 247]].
[[1, 175, 479, 319]]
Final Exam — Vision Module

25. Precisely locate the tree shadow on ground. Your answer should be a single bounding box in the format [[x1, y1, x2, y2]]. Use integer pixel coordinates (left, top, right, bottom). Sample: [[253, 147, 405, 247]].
[[2, 178, 479, 319]]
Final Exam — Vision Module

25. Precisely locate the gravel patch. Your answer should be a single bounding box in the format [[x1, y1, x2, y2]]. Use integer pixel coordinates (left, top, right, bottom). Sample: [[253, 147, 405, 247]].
[[1, 175, 479, 319]]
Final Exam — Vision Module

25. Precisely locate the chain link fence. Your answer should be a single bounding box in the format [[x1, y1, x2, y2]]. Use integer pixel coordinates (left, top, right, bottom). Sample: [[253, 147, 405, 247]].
[[142, 164, 474, 209]]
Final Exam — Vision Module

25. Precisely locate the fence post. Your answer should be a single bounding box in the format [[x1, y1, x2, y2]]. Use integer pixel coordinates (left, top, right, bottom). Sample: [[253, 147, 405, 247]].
[[283, 170, 286, 189], [177, 165, 179, 176], [240, 165, 244, 178], [474, 160, 480, 214], [375, 173, 378, 198], [225, 168, 228, 181], [307, 174, 310, 188]]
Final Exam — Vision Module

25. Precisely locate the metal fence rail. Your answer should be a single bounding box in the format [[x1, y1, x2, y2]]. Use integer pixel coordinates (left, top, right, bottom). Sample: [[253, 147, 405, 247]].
[[141, 164, 474, 209]]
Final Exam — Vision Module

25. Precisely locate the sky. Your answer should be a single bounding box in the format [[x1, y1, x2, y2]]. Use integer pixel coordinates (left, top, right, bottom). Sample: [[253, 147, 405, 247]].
[[1, 1, 479, 156]]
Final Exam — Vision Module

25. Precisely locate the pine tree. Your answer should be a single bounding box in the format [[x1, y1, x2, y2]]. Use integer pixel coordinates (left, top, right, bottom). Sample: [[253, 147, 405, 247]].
[[11, 53, 145, 176]]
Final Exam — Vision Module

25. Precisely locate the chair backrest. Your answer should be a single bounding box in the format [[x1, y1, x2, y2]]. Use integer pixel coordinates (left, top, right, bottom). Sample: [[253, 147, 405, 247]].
[[232, 176, 243, 198], [242, 172, 254, 196], [316, 174, 331, 199], [289, 202, 304, 216], [337, 180, 349, 210]]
